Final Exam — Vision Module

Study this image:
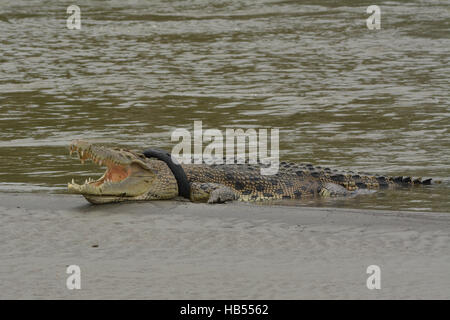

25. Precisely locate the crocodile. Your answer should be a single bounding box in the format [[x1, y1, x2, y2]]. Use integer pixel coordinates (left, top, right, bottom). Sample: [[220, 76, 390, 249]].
[[67, 140, 434, 204]]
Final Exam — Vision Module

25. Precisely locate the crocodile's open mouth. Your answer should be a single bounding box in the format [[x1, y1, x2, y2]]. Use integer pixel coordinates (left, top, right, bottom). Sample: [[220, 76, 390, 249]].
[[68, 143, 132, 191], [67, 140, 155, 200]]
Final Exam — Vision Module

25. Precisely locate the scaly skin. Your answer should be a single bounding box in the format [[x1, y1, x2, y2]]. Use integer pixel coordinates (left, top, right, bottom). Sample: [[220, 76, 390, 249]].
[[67, 140, 433, 204]]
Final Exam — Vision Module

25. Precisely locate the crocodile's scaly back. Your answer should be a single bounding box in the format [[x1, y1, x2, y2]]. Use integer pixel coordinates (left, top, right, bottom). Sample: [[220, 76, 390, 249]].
[[182, 161, 432, 201]]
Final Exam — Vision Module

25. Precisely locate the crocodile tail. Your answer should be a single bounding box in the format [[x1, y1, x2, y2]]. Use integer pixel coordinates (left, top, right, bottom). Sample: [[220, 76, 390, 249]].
[[391, 176, 433, 186], [330, 173, 435, 190], [375, 175, 435, 189]]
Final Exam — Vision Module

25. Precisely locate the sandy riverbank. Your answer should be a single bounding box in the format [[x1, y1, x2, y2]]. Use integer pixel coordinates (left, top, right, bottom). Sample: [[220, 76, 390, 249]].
[[0, 192, 449, 299]]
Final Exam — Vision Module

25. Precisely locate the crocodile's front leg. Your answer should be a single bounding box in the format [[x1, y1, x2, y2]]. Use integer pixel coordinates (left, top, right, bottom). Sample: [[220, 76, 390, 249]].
[[190, 182, 238, 203]]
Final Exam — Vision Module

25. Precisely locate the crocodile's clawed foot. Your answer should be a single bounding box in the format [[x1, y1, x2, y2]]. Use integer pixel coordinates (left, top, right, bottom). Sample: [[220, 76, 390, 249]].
[[208, 187, 238, 204], [190, 182, 238, 203]]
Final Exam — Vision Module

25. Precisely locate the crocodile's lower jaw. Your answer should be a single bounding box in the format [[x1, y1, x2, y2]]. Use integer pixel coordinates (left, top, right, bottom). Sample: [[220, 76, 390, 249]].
[[82, 193, 148, 204]]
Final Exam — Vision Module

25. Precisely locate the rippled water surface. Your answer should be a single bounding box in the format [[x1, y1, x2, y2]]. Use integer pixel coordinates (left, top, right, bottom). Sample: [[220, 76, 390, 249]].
[[0, 0, 448, 211]]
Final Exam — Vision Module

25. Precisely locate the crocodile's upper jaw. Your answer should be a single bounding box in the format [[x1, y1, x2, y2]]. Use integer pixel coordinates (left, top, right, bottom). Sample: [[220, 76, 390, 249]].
[[67, 140, 156, 203]]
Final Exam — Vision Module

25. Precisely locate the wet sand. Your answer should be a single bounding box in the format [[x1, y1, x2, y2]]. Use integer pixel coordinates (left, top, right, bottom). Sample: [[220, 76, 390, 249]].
[[0, 192, 449, 299]]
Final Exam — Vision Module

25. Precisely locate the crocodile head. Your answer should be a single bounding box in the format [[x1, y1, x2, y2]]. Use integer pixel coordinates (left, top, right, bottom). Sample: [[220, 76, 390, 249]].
[[67, 140, 173, 204]]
